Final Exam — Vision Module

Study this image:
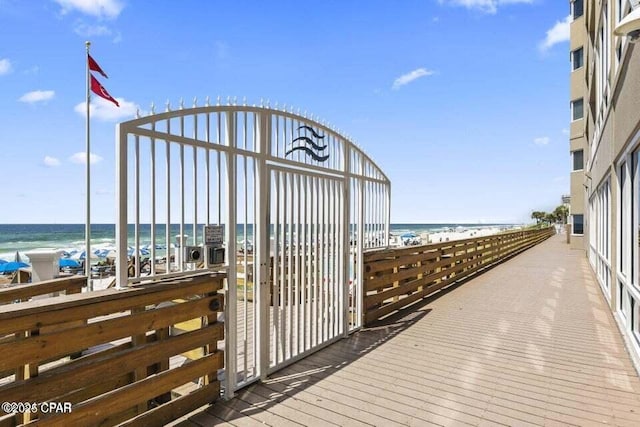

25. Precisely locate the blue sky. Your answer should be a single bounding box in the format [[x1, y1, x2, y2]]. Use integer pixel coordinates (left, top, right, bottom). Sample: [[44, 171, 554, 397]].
[[0, 0, 571, 224]]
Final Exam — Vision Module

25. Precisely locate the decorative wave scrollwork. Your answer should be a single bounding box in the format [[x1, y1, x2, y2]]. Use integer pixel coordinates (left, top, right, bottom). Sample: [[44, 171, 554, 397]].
[[297, 125, 325, 139], [285, 146, 330, 162], [285, 124, 330, 163]]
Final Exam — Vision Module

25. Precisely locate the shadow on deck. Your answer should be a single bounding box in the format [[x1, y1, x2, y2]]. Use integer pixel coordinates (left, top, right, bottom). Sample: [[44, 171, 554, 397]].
[[176, 234, 640, 426]]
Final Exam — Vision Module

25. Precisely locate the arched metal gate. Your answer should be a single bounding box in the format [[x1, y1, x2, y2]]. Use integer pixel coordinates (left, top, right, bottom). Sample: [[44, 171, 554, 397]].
[[115, 99, 390, 396]]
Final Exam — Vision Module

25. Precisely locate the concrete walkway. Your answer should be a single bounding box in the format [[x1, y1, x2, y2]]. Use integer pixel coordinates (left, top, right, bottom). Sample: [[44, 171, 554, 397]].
[[177, 234, 640, 426]]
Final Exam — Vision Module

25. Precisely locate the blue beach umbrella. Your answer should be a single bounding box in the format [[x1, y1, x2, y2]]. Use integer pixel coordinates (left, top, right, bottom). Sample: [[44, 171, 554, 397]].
[[94, 248, 111, 258], [128, 247, 150, 258], [0, 261, 29, 274], [59, 258, 81, 268], [0, 259, 7, 265]]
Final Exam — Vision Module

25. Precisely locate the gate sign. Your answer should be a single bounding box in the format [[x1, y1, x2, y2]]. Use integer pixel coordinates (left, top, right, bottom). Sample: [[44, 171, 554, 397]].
[[204, 225, 224, 245]]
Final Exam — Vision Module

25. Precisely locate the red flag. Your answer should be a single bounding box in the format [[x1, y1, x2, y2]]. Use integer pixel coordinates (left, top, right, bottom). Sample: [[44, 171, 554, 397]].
[[88, 54, 108, 79], [90, 75, 119, 107]]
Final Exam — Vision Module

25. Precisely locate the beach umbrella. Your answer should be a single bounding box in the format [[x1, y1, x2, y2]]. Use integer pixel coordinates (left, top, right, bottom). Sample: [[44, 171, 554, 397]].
[[0, 259, 7, 265], [59, 258, 81, 268], [400, 232, 417, 239], [14, 251, 23, 263], [0, 261, 29, 274], [128, 247, 150, 258], [94, 248, 111, 258]]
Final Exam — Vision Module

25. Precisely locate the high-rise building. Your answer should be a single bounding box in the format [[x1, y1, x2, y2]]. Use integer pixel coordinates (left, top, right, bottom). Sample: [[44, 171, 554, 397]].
[[571, 0, 640, 362]]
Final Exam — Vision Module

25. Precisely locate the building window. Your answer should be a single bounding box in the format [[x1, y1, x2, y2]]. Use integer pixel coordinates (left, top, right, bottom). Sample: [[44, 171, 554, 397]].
[[572, 0, 584, 19], [630, 150, 640, 289], [572, 150, 584, 170], [573, 214, 584, 235], [589, 179, 612, 296], [572, 98, 584, 121], [572, 48, 584, 70], [621, 163, 628, 272]]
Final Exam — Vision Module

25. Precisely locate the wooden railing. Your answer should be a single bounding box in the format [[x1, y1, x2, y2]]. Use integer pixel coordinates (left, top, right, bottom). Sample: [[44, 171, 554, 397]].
[[363, 227, 554, 325], [0, 272, 224, 427], [0, 276, 85, 305]]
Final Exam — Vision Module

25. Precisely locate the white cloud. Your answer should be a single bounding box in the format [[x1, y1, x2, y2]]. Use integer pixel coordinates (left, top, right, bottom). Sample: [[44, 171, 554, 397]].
[[19, 90, 55, 104], [43, 156, 61, 167], [561, 128, 569, 135], [74, 21, 112, 37], [69, 152, 103, 164], [0, 58, 12, 75], [539, 15, 571, 52], [74, 97, 138, 121], [53, 0, 124, 19], [438, 0, 533, 14], [534, 136, 550, 145], [392, 68, 434, 90]]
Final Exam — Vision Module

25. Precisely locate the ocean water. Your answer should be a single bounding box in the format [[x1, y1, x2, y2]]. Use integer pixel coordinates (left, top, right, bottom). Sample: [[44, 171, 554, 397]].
[[0, 223, 516, 262]]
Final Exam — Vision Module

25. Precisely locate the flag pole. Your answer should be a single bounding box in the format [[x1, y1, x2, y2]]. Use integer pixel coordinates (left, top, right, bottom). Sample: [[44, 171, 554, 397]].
[[85, 40, 92, 291]]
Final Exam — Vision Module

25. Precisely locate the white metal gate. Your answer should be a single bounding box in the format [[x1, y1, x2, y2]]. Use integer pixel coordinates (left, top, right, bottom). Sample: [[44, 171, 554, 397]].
[[116, 99, 390, 397]]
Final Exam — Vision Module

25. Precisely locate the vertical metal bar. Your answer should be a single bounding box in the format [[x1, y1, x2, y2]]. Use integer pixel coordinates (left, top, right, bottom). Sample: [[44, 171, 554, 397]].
[[193, 113, 198, 246], [179, 112, 185, 271], [115, 125, 128, 289], [342, 145, 350, 336], [321, 178, 328, 342], [287, 172, 294, 358], [356, 154, 365, 328], [273, 170, 281, 366], [325, 177, 331, 338], [316, 176, 322, 344], [290, 117, 295, 163], [376, 181, 380, 243], [337, 179, 344, 335], [242, 112, 248, 382], [217, 112, 222, 224], [224, 110, 238, 399], [386, 182, 391, 247], [301, 174, 308, 351], [150, 120, 156, 276], [334, 179, 340, 336], [367, 181, 372, 249], [275, 114, 279, 158], [134, 134, 140, 278], [313, 175, 319, 346], [255, 111, 270, 380], [349, 177, 355, 330], [294, 173, 301, 355], [309, 177, 320, 347], [206, 110, 211, 226], [165, 116, 171, 275], [329, 179, 335, 338], [280, 170, 287, 362], [85, 42, 92, 291], [337, 178, 342, 335]]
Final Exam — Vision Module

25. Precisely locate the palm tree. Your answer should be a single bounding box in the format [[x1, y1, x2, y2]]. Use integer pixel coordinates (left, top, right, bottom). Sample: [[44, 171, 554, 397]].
[[531, 211, 546, 224], [553, 205, 569, 224]]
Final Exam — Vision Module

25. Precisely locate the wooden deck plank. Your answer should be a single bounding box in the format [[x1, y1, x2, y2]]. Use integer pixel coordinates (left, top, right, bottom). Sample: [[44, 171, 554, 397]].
[[206, 394, 304, 427], [191, 235, 640, 426]]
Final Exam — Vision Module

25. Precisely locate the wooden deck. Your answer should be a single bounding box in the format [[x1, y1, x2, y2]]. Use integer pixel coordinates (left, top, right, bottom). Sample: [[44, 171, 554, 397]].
[[174, 234, 640, 426]]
